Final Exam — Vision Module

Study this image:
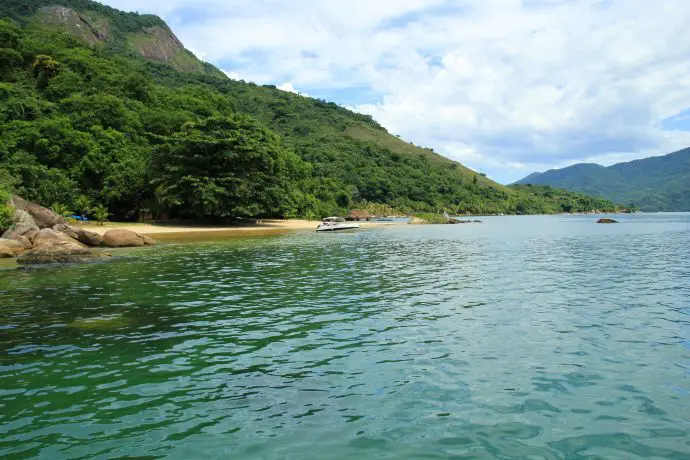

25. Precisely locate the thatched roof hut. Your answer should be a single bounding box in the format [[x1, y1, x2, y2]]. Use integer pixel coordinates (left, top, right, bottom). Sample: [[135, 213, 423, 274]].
[[347, 209, 372, 221]]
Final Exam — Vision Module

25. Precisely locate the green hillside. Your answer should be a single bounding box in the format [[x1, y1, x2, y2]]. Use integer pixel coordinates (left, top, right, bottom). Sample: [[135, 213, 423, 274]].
[[0, 0, 629, 222], [515, 148, 690, 211]]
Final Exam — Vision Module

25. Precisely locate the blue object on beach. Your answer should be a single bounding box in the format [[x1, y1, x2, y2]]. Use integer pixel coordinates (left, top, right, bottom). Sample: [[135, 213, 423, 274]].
[[70, 215, 89, 221]]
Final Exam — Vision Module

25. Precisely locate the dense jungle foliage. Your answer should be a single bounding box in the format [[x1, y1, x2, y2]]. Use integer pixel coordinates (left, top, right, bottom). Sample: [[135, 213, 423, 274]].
[[0, 1, 630, 223]]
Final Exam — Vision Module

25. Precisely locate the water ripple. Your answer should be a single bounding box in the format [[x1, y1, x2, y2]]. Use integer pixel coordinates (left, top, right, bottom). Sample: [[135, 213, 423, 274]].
[[0, 214, 689, 458]]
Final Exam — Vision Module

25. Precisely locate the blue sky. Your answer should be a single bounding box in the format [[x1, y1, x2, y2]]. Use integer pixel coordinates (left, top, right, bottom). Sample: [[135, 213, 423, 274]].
[[101, 0, 690, 184]]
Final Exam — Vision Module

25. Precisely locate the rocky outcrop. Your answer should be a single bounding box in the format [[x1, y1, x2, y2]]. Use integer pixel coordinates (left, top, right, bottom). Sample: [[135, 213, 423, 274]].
[[11, 196, 65, 228], [597, 218, 618, 224], [103, 229, 157, 248], [2, 209, 39, 238], [127, 27, 204, 73], [0, 239, 25, 258], [53, 223, 80, 240], [38, 6, 110, 45], [17, 228, 111, 265], [1, 198, 155, 265], [18, 248, 111, 266], [33, 228, 88, 252], [77, 229, 105, 247], [52, 223, 105, 247]]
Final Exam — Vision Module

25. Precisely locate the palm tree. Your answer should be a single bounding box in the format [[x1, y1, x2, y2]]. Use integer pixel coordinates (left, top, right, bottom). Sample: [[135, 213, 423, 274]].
[[73, 195, 91, 222], [91, 204, 109, 226], [50, 203, 72, 218]]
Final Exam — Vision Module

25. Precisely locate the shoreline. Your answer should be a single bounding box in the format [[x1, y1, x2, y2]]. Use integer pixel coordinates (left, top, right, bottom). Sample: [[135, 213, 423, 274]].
[[77, 219, 402, 237]]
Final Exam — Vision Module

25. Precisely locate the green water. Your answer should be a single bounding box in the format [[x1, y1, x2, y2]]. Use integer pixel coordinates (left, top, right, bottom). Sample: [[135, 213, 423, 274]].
[[1, 215, 689, 459]]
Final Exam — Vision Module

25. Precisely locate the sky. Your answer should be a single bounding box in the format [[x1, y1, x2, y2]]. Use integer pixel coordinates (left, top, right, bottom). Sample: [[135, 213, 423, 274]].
[[100, 0, 690, 184]]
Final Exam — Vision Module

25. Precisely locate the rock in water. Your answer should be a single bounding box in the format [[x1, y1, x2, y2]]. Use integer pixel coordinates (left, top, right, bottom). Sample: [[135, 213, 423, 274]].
[[18, 250, 112, 265], [11, 196, 65, 228], [103, 229, 156, 248], [0, 239, 25, 258], [597, 218, 619, 224]]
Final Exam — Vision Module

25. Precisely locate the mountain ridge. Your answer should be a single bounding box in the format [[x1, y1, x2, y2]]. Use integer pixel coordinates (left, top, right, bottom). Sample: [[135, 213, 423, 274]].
[[515, 148, 690, 211]]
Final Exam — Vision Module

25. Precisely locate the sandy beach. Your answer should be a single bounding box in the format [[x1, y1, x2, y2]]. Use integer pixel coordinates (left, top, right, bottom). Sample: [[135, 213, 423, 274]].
[[78, 219, 401, 238]]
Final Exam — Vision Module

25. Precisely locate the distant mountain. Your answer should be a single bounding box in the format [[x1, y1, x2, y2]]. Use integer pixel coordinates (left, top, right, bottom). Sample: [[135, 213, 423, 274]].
[[515, 148, 690, 211]]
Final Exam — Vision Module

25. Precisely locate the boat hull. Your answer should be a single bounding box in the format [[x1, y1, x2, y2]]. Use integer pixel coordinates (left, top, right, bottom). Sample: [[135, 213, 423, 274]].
[[316, 223, 361, 232]]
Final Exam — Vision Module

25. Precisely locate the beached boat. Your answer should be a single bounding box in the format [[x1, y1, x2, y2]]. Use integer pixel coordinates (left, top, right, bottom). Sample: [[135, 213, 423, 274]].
[[316, 217, 361, 232]]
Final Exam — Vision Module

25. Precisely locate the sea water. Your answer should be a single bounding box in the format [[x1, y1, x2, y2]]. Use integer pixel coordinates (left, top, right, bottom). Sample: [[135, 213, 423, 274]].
[[1, 214, 689, 458]]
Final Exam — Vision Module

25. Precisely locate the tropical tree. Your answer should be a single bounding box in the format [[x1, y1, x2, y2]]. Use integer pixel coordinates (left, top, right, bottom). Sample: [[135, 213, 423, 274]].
[[91, 204, 109, 226], [73, 195, 91, 221], [151, 115, 301, 219], [0, 185, 14, 231], [50, 202, 72, 218]]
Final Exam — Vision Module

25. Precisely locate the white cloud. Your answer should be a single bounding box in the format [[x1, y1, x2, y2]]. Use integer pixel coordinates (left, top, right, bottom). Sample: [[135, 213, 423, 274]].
[[100, 0, 690, 183], [277, 82, 308, 97], [223, 70, 240, 80]]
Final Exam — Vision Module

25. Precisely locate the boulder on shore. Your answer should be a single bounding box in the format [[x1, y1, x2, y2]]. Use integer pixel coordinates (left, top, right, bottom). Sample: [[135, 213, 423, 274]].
[[8, 235, 34, 250], [17, 228, 111, 265], [53, 223, 80, 240], [32, 228, 87, 252], [77, 228, 105, 247], [11, 196, 65, 228], [597, 218, 619, 224], [103, 229, 157, 248], [2, 209, 39, 240], [0, 239, 25, 258]]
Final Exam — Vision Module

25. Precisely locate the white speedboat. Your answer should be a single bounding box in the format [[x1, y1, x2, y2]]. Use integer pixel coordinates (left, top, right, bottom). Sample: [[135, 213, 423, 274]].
[[316, 217, 361, 232]]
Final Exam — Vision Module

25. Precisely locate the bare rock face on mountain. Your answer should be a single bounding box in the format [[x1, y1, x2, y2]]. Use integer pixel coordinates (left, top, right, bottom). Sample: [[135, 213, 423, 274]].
[[103, 229, 157, 248], [127, 26, 204, 72], [38, 6, 110, 44], [11, 196, 65, 229]]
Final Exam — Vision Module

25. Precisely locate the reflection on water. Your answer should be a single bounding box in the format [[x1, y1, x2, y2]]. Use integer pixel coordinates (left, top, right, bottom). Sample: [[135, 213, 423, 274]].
[[1, 214, 689, 458]]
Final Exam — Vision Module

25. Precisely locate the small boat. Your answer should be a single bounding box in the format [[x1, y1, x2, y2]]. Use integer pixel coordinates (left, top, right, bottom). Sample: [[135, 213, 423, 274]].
[[316, 217, 361, 232]]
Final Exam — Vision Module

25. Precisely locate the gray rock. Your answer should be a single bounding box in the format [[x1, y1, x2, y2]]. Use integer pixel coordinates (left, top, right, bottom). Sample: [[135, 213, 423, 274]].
[[11, 196, 66, 229], [53, 223, 80, 240]]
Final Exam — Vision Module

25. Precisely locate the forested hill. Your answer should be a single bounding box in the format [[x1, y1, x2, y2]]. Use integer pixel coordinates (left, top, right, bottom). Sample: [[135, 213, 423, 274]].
[[515, 148, 690, 211], [0, 0, 628, 222]]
